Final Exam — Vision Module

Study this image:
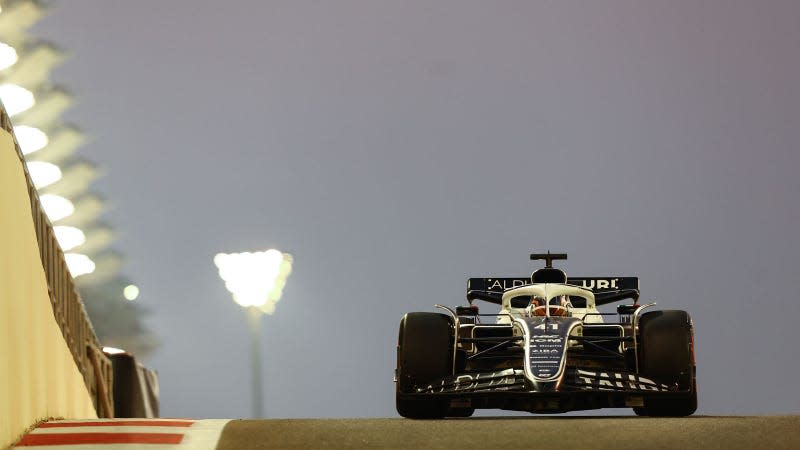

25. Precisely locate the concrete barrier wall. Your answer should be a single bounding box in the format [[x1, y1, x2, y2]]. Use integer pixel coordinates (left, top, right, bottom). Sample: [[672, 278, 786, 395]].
[[0, 129, 97, 448]]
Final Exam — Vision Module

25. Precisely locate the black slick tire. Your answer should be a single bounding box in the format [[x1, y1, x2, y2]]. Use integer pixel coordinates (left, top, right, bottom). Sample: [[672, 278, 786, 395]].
[[634, 310, 698, 417], [395, 312, 453, 419]]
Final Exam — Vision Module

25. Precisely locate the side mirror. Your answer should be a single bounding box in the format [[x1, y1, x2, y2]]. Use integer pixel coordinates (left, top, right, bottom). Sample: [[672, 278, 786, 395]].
[[617, 304, 638, 315]]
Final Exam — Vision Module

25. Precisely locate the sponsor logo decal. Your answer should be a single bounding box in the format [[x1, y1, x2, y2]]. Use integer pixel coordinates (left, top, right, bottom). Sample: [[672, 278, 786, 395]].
[[486, 278, 529, 291], [575, 278, 618, 290], [573, 369, 669, 391], [529, 333, 565, 378], [420, 369, 525, 393], [475, 277, 637, 292], [523, 318, 580, 381]]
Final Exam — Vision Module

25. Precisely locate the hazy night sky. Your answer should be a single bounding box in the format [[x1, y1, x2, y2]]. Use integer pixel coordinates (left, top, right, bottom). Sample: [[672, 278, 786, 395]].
[[35, 0, 800, 418]]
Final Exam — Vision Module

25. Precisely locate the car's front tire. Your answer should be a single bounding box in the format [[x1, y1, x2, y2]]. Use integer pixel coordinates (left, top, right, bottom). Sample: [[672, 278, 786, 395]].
[[634, 310, 697, 417], [395, 312, 453, 419]]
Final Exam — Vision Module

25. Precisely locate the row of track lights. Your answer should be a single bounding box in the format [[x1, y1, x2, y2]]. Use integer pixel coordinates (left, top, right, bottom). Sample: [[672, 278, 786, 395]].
[[0, 36, 98, 282], [1, 17, 140, 301]]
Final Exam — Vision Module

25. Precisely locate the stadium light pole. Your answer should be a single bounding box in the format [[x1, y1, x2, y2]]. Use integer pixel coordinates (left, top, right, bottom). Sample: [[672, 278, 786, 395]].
[[213, 249, 293, 418]]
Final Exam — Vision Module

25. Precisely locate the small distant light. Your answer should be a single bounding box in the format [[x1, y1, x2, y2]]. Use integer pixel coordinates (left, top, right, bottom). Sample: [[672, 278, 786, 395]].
[[102, 347, 126, 355], [0, 84, 35, 116], [39, 194, 74, 221], [27, 161, 62, 188], [64, 253, 95, 277], [123, 284, 140, 301], [53, 225, 86, 251], [0, 42, 18, 71], [14, 125, 48, 155]]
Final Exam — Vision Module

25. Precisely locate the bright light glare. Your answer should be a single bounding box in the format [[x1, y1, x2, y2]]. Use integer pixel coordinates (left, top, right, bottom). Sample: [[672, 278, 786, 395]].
[[0, 42, 18, 71], [27, 161, 62, 188], [214, 249, 293, 314], [123, 284, 140, 301], [64, 253, 95, 277], [0, 84, 35, 116], [14, 125, 48, 155], [53, 225, 86, 251], [102, 347, 126, 355], [39, 194, 74, 221]]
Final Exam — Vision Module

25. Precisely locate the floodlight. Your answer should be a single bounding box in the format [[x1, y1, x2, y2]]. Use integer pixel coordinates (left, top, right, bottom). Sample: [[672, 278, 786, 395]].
[[14, 125, 48, 155], [213, 248, 293, 418], [213, 249, 293, 314], [39, 194, 74, 221], [0, 83, 34, 116], [30, 125, 81, 163], [42, 159, 97, 199], [12, 87, 68, 125], [64, 253, 95, 277], [2, 43, 64, 88], [26, 160, 62, 188], [53, 225, 85, 251], [57, 194, 102, 227], [0, 42, 18, 70]]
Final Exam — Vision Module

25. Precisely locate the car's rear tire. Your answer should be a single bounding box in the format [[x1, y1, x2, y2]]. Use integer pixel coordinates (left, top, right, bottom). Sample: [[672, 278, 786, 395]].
[[396, 312, 453, 419], [634, 310, 697, 417]]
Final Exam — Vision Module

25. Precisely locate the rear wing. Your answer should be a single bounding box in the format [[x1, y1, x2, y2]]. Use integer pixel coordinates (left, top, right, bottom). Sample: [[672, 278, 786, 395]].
[[467, 277, 640, 306]]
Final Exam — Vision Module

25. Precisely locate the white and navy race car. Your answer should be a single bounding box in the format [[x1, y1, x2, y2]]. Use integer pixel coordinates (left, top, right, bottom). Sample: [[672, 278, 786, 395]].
[[395, 252, 697, 418]]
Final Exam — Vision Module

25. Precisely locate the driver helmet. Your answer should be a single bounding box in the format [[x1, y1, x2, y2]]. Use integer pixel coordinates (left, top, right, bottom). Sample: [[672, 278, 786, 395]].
[[531, 295, 570, 317]]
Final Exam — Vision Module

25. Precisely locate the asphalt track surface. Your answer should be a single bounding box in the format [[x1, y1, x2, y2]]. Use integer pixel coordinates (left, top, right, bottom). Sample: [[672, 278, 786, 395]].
[[217, 416, 800, 449]]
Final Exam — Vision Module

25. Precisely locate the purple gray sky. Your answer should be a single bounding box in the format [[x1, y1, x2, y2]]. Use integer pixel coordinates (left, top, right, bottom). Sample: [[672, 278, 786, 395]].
[[36, 0, 799, 418]]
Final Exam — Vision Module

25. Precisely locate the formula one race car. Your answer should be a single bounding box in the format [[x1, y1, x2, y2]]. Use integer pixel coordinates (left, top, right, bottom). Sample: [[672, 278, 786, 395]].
[[395, 252, 697, 418]]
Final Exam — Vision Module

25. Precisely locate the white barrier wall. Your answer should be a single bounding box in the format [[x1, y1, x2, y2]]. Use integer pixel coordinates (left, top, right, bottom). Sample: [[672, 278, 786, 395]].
[[0, 129, 97, 449]]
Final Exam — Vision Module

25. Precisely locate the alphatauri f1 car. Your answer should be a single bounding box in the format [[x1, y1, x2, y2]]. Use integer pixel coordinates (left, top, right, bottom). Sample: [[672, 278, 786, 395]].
[[395, 253, 697, 418]]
